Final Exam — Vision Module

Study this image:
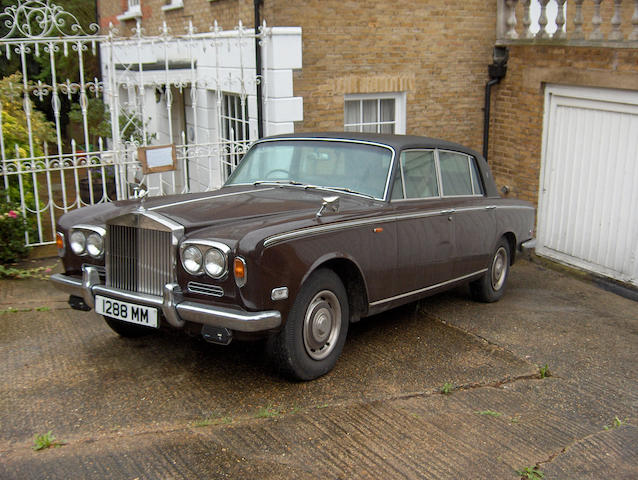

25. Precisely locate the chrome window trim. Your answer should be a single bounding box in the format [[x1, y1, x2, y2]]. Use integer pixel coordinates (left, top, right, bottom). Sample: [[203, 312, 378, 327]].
[[229, 137, 397, 201], [437, 149, 485, 199], [369, 268, 488, 307]]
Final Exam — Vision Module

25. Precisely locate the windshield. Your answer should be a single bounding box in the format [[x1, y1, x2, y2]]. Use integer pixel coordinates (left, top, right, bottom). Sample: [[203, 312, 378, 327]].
[[225, 139, 394, 199]]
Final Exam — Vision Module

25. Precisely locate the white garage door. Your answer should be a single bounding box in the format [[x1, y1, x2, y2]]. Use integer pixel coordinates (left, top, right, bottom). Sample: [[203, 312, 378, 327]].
[[537, 85, 638, 287]]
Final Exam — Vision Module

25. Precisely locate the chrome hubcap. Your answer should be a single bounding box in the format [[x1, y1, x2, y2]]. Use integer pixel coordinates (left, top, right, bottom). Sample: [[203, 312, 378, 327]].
[[303, 290, 341, 360], [491, 246, 508, 291]]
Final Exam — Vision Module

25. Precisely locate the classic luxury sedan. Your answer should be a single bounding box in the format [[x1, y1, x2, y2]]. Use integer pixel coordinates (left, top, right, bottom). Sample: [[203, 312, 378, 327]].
[[52, 133, 535, 380]]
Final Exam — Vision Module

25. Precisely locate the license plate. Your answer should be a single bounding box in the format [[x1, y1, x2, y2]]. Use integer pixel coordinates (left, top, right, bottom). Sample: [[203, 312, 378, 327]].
[[95, 295, 159, 328]]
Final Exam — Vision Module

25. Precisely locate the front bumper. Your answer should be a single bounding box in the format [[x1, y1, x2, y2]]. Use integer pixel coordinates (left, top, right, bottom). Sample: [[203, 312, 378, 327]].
[[50, 266, 282, 333]]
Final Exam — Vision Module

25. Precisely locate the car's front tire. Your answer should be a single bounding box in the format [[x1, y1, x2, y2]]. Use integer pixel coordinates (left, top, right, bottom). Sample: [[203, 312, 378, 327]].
[[470, 237, 511, 303], [267, 269, 349, 381], [103, 316, 156, 338]]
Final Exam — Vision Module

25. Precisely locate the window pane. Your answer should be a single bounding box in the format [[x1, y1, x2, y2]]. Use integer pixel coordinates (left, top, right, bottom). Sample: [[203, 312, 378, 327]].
[[380, 99, 395, 122], [362, 100, 377, 124], [401, 150, 438, 198], [344, 100, 359, 126], [379, 123, 394, 134], [344, 96, 398, 133], [439, 151, 472, 196]]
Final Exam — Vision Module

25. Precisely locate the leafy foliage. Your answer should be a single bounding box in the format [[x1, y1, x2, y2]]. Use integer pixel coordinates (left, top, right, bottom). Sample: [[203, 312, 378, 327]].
[[0, 204, 31, 263], [32, 430, 63, 451], [0, 73, 55, 159]]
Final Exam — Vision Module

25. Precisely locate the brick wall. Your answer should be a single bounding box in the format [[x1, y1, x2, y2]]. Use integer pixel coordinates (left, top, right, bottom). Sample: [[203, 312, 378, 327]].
[[98, 0, 252, 34], [98, 0, 498, 151], [266, 0, 497, 150], [489, 45, 638, 206]]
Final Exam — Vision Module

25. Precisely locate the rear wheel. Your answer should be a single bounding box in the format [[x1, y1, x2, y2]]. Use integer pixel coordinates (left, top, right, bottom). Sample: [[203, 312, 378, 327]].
[[470, 237, 511, 303], [267, 269, 349, 381], [103, 316, 156, 338]]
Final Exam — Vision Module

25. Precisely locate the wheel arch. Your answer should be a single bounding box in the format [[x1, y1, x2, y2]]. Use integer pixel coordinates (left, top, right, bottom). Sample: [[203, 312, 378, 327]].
[[307, 256, 370, 323], [502, 231, 517, 265]]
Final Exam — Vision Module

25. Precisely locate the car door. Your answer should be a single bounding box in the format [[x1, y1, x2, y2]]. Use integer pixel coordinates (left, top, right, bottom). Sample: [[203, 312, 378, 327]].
[[392, 149, 455, 297], [438, 150, 496, 277]]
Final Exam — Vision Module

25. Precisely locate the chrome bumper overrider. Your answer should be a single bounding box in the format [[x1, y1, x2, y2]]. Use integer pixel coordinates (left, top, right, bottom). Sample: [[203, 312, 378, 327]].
[[50, 266, 282, 333], [520, 238, 537, 252]]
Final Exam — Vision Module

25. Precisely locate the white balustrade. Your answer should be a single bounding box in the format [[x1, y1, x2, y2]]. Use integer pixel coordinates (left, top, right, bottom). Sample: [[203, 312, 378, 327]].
[[498, 0, 638, 44]]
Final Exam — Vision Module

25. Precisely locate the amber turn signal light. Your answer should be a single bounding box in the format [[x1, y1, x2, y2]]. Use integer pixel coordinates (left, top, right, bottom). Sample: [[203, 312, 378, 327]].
[[233, 257, 247, 287], [55, 231, 65, 256]]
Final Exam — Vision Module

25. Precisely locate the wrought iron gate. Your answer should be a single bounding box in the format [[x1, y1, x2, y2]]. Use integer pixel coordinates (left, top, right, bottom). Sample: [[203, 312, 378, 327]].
[[0, 0, 277, 248]]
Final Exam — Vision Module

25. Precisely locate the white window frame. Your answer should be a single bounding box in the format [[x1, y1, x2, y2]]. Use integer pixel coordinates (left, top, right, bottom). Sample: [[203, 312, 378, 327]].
[[162, 0, 184, 12], [344, 92, 406, 135], [117, 0, 142, 21]]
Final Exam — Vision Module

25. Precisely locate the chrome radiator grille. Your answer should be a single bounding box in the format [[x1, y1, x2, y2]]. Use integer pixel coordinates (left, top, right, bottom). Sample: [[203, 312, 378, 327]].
[[107, 225, 174, 296]]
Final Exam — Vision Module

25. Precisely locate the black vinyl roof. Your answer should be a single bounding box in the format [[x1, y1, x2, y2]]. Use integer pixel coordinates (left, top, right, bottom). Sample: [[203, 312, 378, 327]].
[[264, 132, 484, 160]]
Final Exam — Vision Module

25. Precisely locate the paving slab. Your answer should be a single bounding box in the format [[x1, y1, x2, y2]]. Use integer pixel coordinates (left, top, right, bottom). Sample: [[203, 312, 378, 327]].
[[0, 259, 636, 479]]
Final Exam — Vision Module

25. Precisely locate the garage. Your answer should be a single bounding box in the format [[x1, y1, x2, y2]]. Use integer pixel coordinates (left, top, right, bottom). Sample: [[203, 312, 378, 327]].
[[537, 85, 638, 287]]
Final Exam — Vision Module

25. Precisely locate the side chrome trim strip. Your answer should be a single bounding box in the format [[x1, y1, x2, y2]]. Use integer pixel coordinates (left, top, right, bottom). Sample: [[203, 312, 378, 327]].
[[368, 269, 488, 307], [264, 204, 534, 248]]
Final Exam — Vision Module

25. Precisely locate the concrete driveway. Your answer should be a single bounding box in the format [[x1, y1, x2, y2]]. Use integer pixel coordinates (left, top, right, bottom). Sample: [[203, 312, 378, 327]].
[[1, 259, 636, 479]]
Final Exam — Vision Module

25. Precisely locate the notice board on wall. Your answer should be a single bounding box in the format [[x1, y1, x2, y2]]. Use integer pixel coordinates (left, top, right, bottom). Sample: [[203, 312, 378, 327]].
[[138, 145, 177, 174]]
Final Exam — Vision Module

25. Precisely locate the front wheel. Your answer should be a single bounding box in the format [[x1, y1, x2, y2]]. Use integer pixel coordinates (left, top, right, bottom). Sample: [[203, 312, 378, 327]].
[[470, 237, 511, 303], [267, 269, 349, 381], [103, 316, 156, 338]]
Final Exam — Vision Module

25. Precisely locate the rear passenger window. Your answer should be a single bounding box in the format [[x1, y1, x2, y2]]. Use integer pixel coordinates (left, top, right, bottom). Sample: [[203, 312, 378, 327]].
[[439, 151, 474, 196], [400, 150, 439, 199]]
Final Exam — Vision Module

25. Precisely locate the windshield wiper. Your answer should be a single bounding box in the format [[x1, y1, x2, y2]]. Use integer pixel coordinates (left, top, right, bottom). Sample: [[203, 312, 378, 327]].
[[253, 180, 304, 186], [319, 186, 375, 199]]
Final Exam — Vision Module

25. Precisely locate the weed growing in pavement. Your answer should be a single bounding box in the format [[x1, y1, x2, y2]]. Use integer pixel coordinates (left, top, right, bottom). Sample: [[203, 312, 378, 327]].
[[32, 431, 63, 451], [1, 306, 50, 315], [255, 404, 280, 418], [476, 410, 502, 417], [0, 264, 54, 280], [516, 466, 544, 479], [440, 382, 455, 395], [604, 416, 624, 430], [538, 364, 551, 378]]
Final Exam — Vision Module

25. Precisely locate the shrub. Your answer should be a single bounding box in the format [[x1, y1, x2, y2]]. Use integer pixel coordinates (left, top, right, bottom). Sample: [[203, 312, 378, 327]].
[[0, 200, 31, 264]]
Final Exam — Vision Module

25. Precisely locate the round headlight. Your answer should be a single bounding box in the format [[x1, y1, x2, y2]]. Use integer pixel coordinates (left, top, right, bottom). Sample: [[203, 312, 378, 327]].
[[204, 248, 226, 278], [86, 232, 104, 258], [182, 245, 203, 274], [70, 230, 86, 255]]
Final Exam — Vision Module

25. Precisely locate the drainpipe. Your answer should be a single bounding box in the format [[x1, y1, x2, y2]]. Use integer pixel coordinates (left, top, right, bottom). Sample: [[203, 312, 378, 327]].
[[254, 0, 264, 139], [482, 46, 509, 162]]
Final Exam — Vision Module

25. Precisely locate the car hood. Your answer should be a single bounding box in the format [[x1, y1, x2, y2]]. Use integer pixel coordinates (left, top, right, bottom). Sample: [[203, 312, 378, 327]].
[[58, 185, 383, 245]]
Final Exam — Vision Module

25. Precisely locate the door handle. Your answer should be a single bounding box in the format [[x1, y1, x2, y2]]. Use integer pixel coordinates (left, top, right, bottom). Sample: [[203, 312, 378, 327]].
[[441, 209, 456, 215], [485, 205, 497, 210]]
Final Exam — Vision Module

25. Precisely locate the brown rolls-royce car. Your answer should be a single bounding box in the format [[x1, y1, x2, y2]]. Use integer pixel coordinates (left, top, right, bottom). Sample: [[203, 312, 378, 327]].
[[51, 133, 535, 380]]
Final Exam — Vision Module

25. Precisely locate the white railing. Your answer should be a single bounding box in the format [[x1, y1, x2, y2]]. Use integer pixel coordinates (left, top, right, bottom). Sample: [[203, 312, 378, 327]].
[[0, 1, 302, 248], [497, 0, 638, 44]]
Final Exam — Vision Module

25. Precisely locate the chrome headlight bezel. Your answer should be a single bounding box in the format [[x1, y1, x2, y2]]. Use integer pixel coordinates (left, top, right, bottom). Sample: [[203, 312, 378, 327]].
[[69, 230, 86, 255], [182, 245, 204, 275], [204, 247, 227, 278], [69, 225, 106, 259], [180, 240, 230, 279]]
